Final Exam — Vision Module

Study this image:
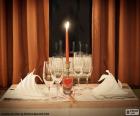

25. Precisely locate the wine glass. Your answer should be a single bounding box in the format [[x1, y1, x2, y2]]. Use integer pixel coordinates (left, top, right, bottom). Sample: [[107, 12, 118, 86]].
[[73, 52, 83, 86], [51, 56, 63, 98], [82, 54, 92, 84], [43, 61, 54, 98]]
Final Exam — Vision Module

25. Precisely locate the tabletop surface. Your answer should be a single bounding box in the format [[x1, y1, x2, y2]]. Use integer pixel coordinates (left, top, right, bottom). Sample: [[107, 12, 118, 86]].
[[0, 84, 140, 109]]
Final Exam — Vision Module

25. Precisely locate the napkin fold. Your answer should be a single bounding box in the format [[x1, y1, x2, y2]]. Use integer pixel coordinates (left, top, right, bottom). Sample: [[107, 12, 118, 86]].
[[14, 69, 46, 98], [92, 70, 127, 97]]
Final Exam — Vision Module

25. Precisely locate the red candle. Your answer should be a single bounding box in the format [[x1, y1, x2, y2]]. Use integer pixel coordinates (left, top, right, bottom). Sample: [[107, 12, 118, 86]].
[[65, 22, 70, 64]]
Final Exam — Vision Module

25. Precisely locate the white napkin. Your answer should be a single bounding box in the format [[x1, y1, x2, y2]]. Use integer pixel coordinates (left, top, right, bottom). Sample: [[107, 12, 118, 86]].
[[13, 69, 47, 99], [92, 70, 127, 97]]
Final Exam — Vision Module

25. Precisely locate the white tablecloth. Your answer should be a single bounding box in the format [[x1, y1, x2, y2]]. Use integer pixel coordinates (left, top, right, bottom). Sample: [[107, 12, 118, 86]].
[[1, 84, 138, 101]]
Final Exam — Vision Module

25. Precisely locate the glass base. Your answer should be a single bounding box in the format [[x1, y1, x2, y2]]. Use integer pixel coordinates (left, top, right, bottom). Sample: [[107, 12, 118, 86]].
[[63, 87, 72, 95]]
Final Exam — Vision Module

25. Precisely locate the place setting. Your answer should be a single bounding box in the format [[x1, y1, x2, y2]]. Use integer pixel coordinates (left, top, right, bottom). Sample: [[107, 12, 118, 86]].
[[0, 67, 138, 102]]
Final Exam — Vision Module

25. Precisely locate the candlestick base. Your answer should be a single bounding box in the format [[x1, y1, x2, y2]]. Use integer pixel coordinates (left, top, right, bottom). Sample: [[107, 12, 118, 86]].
[[63, 62, 73, 95], [63, 77, 73, 95]]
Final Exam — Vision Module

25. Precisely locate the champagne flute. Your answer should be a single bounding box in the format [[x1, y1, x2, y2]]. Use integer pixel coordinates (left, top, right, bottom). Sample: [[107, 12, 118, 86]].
[[51, 56, 63, 98], [82, 54, 92, 84], [73, 52, 83, 86], [43, 61, 54, 98]]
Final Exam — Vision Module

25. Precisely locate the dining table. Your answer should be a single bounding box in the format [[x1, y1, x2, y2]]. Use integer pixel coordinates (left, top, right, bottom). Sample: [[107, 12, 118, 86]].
[[0, 83, 140, 116]]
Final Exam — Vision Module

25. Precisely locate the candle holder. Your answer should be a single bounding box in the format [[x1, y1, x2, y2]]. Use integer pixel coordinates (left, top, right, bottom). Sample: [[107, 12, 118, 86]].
[[63, 62, 73, 95]]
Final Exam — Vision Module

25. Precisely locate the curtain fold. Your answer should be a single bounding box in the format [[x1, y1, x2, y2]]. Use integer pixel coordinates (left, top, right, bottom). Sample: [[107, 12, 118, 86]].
[[0, 0, 8, 88], [0, 0, 49, 87], [13, 0, 28, 84], [26, 0, 38, 72], [92, 0, 140, 86]]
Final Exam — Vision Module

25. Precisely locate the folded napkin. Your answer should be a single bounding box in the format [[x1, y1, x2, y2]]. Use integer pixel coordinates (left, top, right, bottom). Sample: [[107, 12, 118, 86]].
[[13, 69, 47, 99], [92, 70, 127, 97]]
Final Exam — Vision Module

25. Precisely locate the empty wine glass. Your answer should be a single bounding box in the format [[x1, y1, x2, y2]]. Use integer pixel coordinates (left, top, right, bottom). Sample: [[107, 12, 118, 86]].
[[43, 61, 54, 98], [82, 54, 92, 84], [73, 52, 83, 86], [51, 56, 63, 98]]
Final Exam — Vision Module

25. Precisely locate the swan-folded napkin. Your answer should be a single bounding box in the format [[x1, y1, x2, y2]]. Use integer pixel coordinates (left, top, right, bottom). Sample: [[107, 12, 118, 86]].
[[92, 70, 127, 98], [7, 70, 49, 99]]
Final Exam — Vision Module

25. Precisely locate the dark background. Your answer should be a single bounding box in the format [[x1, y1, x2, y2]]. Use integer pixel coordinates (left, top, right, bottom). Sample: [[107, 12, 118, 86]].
[[49, 0, 92, 56]]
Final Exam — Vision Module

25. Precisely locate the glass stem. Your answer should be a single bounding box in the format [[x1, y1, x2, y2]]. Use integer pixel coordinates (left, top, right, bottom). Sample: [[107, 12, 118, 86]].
[[48, 86, 50, 99], [78, 78, 80, 86], [56, 83, 59, 99], [86, 77, 88, 85]]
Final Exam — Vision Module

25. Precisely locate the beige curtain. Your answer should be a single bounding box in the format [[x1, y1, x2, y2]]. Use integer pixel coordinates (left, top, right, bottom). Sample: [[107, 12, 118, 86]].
[[0, 0, 49, 88], [92, 0, 140, 86]]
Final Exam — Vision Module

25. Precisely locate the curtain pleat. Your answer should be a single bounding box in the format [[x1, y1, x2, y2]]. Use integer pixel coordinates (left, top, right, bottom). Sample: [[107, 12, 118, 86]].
[[0, 0, 8, 88], [13, 0, 28, 83], [107, 0, 115, 75], [92, 0, 102, 82], [26, 0, 38, 72]]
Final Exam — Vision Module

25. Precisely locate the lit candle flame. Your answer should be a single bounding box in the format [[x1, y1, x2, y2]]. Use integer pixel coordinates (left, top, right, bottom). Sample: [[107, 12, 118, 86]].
[[65, 21, 70, 31]]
